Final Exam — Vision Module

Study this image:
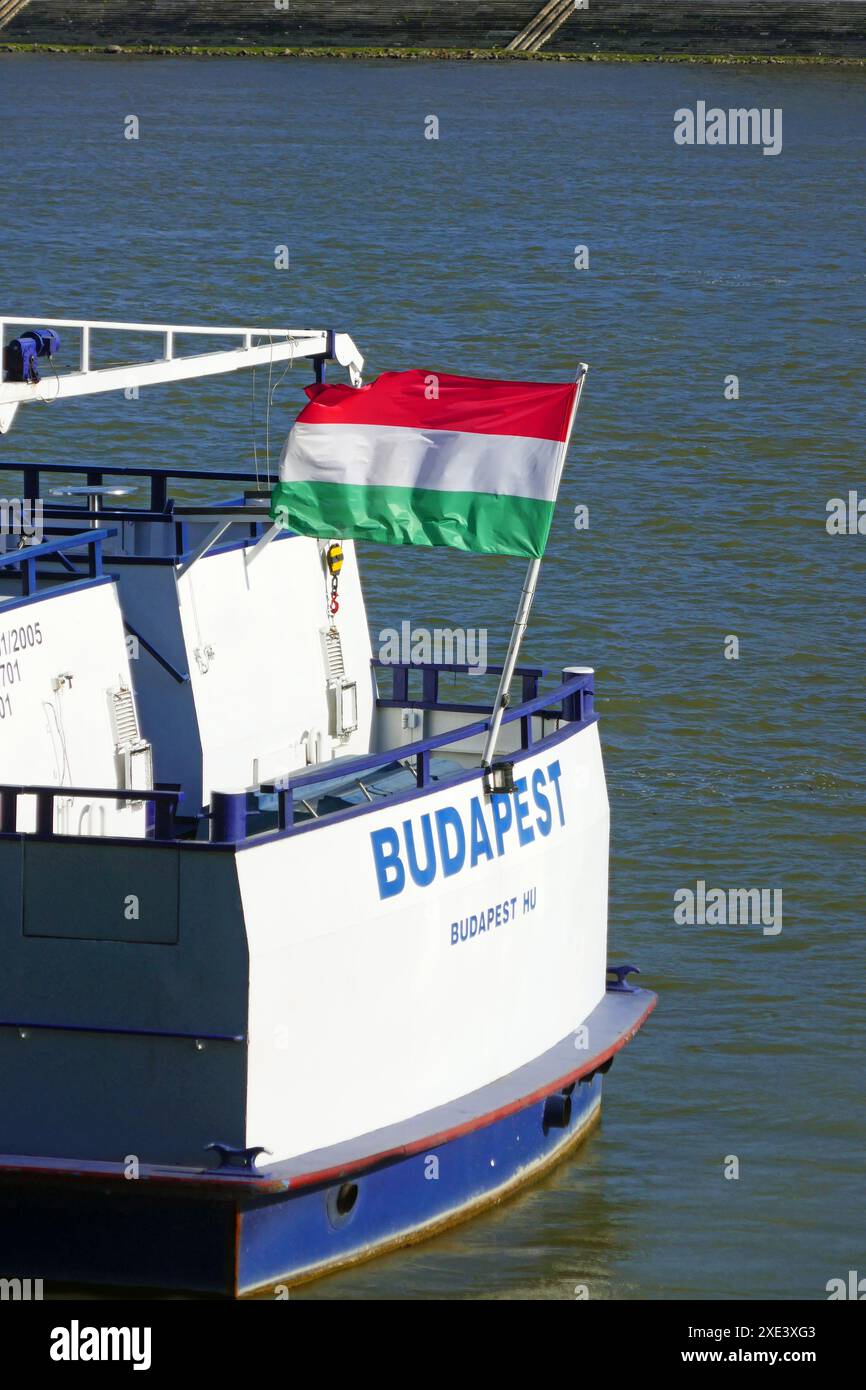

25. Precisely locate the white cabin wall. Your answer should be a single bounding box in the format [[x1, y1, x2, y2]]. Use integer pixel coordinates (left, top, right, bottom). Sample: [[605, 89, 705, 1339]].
[[374, 703, 525, 760], [236, 721, 609, 1162], [0, 580, 147, 836], [175, 534, 376, 803]]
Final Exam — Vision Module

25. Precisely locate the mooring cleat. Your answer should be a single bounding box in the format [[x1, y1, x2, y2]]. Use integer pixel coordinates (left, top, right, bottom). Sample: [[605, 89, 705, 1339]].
[[606, 963, 641, 993], [205, 1143, 271, 1171]]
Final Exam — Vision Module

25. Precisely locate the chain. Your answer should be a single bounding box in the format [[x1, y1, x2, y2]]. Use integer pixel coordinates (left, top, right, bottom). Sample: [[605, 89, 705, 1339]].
[[326, 541, 343, 616]]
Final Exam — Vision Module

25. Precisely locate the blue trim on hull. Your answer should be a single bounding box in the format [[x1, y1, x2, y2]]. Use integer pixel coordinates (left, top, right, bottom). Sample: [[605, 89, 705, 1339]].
[[236, 1074, 603, 1296]]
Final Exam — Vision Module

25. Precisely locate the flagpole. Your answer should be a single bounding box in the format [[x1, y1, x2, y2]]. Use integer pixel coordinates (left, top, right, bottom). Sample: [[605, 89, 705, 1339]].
[[481, 363, 588, 773]]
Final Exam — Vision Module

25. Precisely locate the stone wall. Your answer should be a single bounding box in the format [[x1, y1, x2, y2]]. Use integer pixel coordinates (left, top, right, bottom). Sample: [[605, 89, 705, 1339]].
[[5, 1, 866, 57]]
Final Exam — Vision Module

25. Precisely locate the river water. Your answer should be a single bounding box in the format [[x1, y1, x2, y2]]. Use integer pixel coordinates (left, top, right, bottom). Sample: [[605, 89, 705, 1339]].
[[0, 53, 863, 1300]]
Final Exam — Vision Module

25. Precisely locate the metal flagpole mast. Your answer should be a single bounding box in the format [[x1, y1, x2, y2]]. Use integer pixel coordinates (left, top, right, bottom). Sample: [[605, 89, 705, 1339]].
[[481, 363, 588, 773]]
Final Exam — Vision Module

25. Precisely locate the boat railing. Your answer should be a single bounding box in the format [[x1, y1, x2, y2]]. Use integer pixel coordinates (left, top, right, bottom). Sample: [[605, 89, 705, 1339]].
[[258, 667, 596, 836], [0, 526, 117, 596], [373, 658, 547, 708], [0, 459, 276, 563], [29, 505, 268, 566], [0, 459, 263, 515], [0, 782, 182, 840], [0, 668, 595, 847]]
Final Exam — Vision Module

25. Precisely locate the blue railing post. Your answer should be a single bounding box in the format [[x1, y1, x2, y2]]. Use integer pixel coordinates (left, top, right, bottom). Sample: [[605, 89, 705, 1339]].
[[392, 666, 409, 703], [23, 466, 39, 506], [151, 473, 168, 513], [153, 784, 181, 841], [89, 536, 103, 579], [0, 788, 18, 833], [35, 791, 55, 837], [416, 749, 430, 788], [277, 785, 294, 831], [210, 791, 247, 843], [561, 667, 595, 722], [422, 667, 438, 704]]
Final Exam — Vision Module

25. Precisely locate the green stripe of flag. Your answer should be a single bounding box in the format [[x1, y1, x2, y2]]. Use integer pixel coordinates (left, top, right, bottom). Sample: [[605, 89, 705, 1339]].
[[270, 480, 554, 559]]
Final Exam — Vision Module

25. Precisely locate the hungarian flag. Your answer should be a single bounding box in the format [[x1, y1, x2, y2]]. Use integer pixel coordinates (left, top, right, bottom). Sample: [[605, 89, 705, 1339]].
[[269, 369, 583, 558]]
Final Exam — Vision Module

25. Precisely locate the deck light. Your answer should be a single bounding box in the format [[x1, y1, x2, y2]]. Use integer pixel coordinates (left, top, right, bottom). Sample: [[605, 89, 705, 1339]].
[[483, 760, 516, 796]]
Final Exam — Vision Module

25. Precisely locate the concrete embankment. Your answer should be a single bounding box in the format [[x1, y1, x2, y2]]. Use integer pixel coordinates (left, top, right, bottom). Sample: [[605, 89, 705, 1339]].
[[3, 1, 866, 58]]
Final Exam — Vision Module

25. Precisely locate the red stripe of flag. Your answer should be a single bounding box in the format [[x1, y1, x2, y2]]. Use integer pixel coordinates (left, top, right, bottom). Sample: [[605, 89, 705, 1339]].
[[298, 369, 577, 443]]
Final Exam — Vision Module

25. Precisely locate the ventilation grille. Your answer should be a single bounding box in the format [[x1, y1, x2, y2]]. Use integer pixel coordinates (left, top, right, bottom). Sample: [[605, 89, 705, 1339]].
[[110, 686, 140, 749], [322, 627, 346, 682], [109, 685, 152, 806]]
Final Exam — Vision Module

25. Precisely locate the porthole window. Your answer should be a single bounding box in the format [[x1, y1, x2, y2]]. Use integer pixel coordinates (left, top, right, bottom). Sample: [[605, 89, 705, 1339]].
[[326, 1180, 360, 1228]]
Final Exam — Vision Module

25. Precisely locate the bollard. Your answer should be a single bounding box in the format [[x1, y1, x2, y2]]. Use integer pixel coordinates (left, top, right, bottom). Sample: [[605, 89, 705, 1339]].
[[561, 666, 594, 722], [210, 790, 247, 843]]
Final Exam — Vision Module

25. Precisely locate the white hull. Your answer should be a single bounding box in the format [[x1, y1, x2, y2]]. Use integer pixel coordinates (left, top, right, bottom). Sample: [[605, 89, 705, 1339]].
[[239, 720, 609, 1161]]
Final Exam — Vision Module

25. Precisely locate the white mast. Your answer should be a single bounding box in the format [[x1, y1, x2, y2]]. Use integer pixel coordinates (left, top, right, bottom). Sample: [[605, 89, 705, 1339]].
[[481, 364, 588, 774]]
